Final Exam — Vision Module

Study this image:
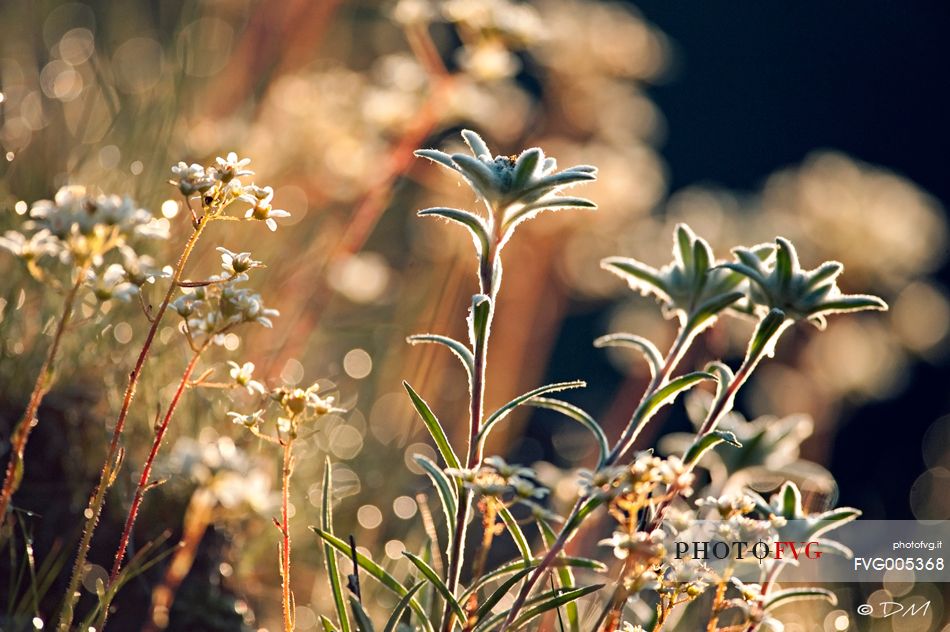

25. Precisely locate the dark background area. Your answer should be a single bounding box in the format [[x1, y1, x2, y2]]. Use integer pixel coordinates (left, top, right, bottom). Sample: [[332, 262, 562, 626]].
[[530, 1, 950, 520]]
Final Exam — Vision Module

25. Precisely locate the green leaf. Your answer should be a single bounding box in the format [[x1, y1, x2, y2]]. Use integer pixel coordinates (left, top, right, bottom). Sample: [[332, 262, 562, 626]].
[[474, 585, 603, 631], [469, 294, 492, 350], [747, 308, 790, 364], [686, 290, 745, 330], [321, 615, 341, 631], [539, 520, 579, 632], [774, 237, 799, 292], [473, 567, 534, 621], [497, 505, 532, 562], [512, 148, 542, 190], [403, 551, 466, 621], [322, 459, 352, 632], [451, 154, 497, 199], [764, 587, 837, 612], [524, 397, 608, 468], [417, 207, 491, 257], [383, 582, 425, 632], [779, 481, 802, 519], [812, 295, 888, 315], [403, 381, 461, 471], [612, 371, 714, 461], [505, 197, 596, 230], [349, 597, 377, 632], [683, 430, 741, 466], [593, 333, 663, 379], [461, 129, 491, 158], [407, 335, 474, 384], [509, 585, 603, 631], [311, 527, 432, 632], [460, 556, 606, 604], [414, 149, 459, 172], [808, 507, 861, 539], [478, 380, 586, 447], [675, 224, 694, 271], [601, 257, 671, 302], [414, 455, 458, 536]]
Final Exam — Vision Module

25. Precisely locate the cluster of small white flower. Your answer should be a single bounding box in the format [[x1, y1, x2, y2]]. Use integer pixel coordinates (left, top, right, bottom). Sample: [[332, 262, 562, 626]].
[[1, 185, 167, 299], [169, 153, 289, 231]]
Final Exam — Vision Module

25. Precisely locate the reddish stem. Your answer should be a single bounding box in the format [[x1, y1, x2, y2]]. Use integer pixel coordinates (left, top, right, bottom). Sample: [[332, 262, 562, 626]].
[[109, 345, 207, 581], [0, 264, 88, 523], [280, 437, 294, 632]]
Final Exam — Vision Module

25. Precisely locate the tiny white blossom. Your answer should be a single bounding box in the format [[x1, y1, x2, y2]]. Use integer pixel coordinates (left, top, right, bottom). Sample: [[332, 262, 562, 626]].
[[228, 361, 266, 395], [239, 185, 290, 231]]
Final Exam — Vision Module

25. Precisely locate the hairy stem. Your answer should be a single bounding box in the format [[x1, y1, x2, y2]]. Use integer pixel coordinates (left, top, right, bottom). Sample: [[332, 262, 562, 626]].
[[58, 219, 207, 632], [280, 436, 295, 632], [442, 248, 496, 632], [500, 326, 693, 631], [109, 343, 208, 582], [0, 264, 88, 524], [596, 317, 789, 628]]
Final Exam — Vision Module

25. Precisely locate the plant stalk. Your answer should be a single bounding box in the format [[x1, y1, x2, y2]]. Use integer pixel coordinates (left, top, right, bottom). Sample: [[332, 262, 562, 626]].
[[442, 247, 497, 632], [0, 263, 89, 525], [58, 219, 207, 632], [280, 435, 295, 632], [109, 343, 208, 582], [500, 325, 694, 631]]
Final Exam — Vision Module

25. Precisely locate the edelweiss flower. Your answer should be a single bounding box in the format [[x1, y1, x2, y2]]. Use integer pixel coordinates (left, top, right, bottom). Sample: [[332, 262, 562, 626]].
[[725, 237, 888, 329], [239, 185, 290, 231]]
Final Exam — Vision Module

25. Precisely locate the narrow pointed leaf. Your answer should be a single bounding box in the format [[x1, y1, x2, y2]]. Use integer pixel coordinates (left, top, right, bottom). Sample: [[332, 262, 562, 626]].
[[539, 520, 579, 632], [687, 291, 745, 330], [451, 153, 497, 198], [414, 455, 457, 535], [613, 372, 713, 461], [813, 295, 888, 315], [684, 430, 741, 466], [594, 333, 663, 379], [808, 507, 861, 539], [414, 149, 459, 172], [322, 459, 351, 632], [478, 380, 586, 446], [383, 582, 425, 632], [403, 551, 466, 620], [407, 334, 474, 384], [461, 129, 491, 158], [601, 257, 671, 301], [418, 207, 490, 257], [403, 381, 461, 471], [525, 397, 608, 468], [473, 567, 534, 621], [349, 597, 377, 632], [764, 587, 837, 612], [512, 148, 542, 189], [497, 505, 531, 562], [311, 527, 432, 631]]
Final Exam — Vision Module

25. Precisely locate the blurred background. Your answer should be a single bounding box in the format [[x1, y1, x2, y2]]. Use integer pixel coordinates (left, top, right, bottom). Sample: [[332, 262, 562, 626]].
[[1, 0, 948, 630]]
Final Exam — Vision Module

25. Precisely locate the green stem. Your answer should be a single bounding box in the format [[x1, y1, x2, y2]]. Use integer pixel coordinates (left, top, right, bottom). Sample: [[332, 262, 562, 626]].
[[499, 325, 694, 631], [57, 219, 207, 632], [441, 246, 496, 632], [597, 315, 791, 628], [0, 263, 89, 525]]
